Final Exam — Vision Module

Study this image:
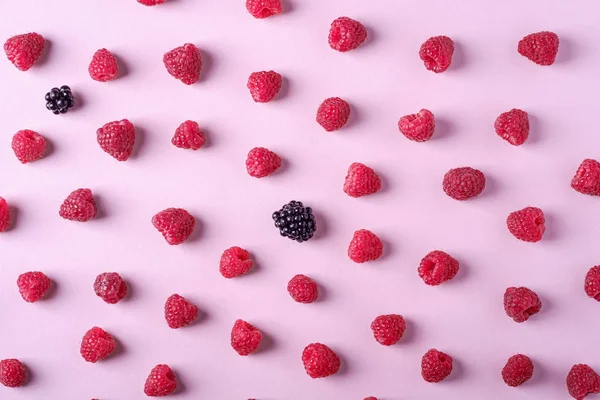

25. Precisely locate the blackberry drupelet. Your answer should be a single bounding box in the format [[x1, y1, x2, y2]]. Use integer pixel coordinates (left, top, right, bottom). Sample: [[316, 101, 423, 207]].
[[45, 85, 74, 114], [272, 200, 316, 242]]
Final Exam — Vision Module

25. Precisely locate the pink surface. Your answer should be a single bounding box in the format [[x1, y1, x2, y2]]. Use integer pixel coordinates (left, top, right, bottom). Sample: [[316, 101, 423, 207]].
[[1, 0, 599, 399]]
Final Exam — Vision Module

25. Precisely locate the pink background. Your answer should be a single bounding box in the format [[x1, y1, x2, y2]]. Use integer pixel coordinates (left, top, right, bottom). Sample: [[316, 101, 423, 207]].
[[1, 0, 599, 399]]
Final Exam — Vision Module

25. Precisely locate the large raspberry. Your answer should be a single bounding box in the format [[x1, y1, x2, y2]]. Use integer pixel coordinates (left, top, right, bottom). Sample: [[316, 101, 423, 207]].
[[567, 364, 600, 400], [0, 359, 26, 388], [572, 159, 600, 196], [88, 48, 119, 82], [585, 266, 600, 301], [502, 354, 534, 387], [12, 129, 46, 164], [59, 188, 97, 222], [0, 197, 9, 232], [328, 17, 367, 52], [80, 327, 116, 363], [343, 162, 381, 198], [246, 147, 281, 178], [144, 364, 178, 397], [503, 286, 542, 323], [172, 120, 206, 150], [152, 208, 195, 245], [3, 33, 44, 71], [94, 272, 127, 304], [231, 319, 262, 356], [287, 274, 318, 303], [17, 271, 51, 303], [165, 294, 199, 329], [97, 119, 135, 161], [163, 43, 201, 85], [302, 343, 340, 378], [247, 71, 282, 102], [518, 31, 559, 66], [220, 247, 253, 278], [370, 314, 406, 346], [418, 250, 459, 286], [494, 109, 529, 146], [421, 349, 453, 382], [316, 97, 350, 132], [138, 0, 165, 5], [443, 167, 486, 200], [348, 229, 383, 263], [246, 0, 282, 19], [419, 36, 454, 73], [398, 109, 435, 142], [506, 206, 545, 242]]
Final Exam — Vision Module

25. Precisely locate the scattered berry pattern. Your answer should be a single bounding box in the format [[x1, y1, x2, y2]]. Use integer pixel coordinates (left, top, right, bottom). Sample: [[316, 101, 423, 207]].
[[12, 129, 46, 164], [247, 71, 282, 102], [144, 364, 178, 397], [443, 167, 486, 200], [518, 31, 559, 66], [231, 319, 262, 356], [59, 188, 97, 222], [246, 147, 281, 178], [272, 201, 316, 242], [566, 364, 600, 400], [151, 208, 195, 245], [495, 109, 529, 146], [572, 159, 600, 196], [418, 250, 459, 286], [419, 36, 454, 73], [3, 32, 44, 71], [506, 206, 545, 242], [246, 0, 283, 19], [89, 48, 119, 82], [220, 246, 253, 278], [0, 359, 26, 388], [287, 274, 319, 303], [348, 229, 383, 263], [163, 43, 202, 85], [94, 272, 128, 304], [328, 17, 367, 52], [172, 120, 206, 150], [584, 266, 600, 301], [502, 354, 534, 387], [370, 314, 406, 346], [17, 271, 51, 303], [97, 119, 136, 161], [343, 162, 381, 198], [80, 327, 116, 363], [302, 343, 340, 378], [421, 349, 453, 382], [398, 109, 435, 142], [503, 286, 542, 323], [316, 97, 350, 132], [164, 294, 199, 329]]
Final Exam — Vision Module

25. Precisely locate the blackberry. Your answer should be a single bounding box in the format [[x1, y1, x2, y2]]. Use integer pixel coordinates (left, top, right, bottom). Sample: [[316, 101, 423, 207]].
[[45, 85, 74, 115], [272, 200, 316, 242]]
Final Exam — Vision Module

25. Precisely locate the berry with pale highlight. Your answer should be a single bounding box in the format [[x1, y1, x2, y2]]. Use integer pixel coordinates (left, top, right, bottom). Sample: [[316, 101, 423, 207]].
[[287, 274, 318, 303], [59, 188, 97, 222], [165, 294, 199, 329], [398, 109, 435, 142], [343, 162, 381, 198], [246, 147, 281, 178], [97, 119, 135, 161], [506, 207, 545, 242], [567, 364, 600, 400], [302, 343, 340, 378], [418, 250, 459, 286], [231, 319, 262, 356], [518, 31, 559, 66], [17, 271, 51, 303], [495, 109, 529, 146], [163, 43, 201, 85], [172, 120, 206, 150], [144, 364, 177, 397], [421, 349, 453, 382], [80, 327, 116, 363], [317, 97, 350, 132], [247, 71, 282, 102], [348, 229, 383, 263], [246, 0, 282, 19], [94, 272, 127, 304], [12, 130, 46, 164], [152, 208, 195, 245], [0, 359, 26, 388], [585, 266, 600, 301], [419, 36, 454, 73], [4, 33, 44, 71], [328, 17, 367, 52], [503, 286, 542, 323], [371, 314, 406, 346], [572, 159, 600, 196], [502, 354, 534, 387], [220, 247, 253, 278], [443, 167, 485, 200], [88, 49, 119, 82]]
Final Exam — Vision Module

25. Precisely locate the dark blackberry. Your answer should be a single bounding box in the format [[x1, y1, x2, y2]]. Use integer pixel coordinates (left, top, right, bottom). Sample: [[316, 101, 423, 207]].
[[272, 200, 316, 242], [45, 85, 74, 115]]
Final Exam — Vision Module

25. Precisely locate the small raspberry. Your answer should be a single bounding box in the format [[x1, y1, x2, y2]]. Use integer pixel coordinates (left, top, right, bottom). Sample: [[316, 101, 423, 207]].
[[220, 247, 253, 278], [246, 147, 281, 178], [144, 364, 177, 397], [348, 229, 383, 263], [80, 327, 116, 363], [494, 109, 529, 146], [287, 274, 318, 303], [138, 0, 165, 5], [246, 0, 282, 19], [231, 319, 262, 356], [165, 294, 199, 329], [3, 33, 44, 71], [152, 208, 195, 245], [172, 120, 206, 150], [567, 364, 600, 400], [585, 266, 600, 301], [96, 119, 135, 161], [163, 43, 201, 85], [418, 250, 459, 286], [343, 162, 381, 198], [518, 31, 559, 66], [247, 71, 282, 102], [94, 272, 127, 304], [370, 314, 406, 346], [398, 109, 435, 142], [302, 343, 340, 379], [12, 129, 46, 164], [419, 36, 454, 73], [0, 359, 26, 388], [59, 188, 97, 222], [0, 197, 9, 232], [421, 349, 453, 383], [17, 271, 51, 303], [316, 97, 350, 132], [506, 206, 545, 242], [502, 354, 534, 387], [328, 17, 367, 52], [443, 167, 486, 200], [503, 286, 542, 323], [572, 159, 600, 196], [88, 49, 119, 82]]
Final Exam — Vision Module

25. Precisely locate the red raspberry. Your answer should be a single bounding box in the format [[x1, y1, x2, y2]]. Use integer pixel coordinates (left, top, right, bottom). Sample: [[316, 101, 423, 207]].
[[419, 36, 454, 73], [220, 246, 253, 278], [3, 33, 44, 71], [418, 250, 459, 286], [421, 348, 453, 383], [17, 271, 51, 303], [172, 120, 206, 150], [0, 197, 9, 232], [0, 359, 26, 388], [398, 109, 435, 142], [287, 274, 318, 303], [302, 343, 340, 379], [151, 208, 195, 245], [59, 188, 97, 222], [163, 43, 201, 85], [443, 167, 486, 200], [96, 119, 136, 161], [94, 272, 127, 304], [518, 31, 559, 66], [246, 0, 282, 19], [88, 48, 119, 82], [585, 266, 600, 301], [144, 364, 178, 397], [80, 327, 116, 363], [370, 314, 406, 346], [572, 159, 600, 196], [138, 0, 165, 5], [567, 364, 600, 400], [502, 354, 534, 387], [343, 162, 381, 198], [328, 17, 368, 52], [247, 71, 282, 102], [506, 206, 545, 242], [12, 129, 46, 164], [165, 294, 199, 329], [231, 319, 262, 356], [494, 109, 529, 146], [316, 97, 350, 132], [364, 398, 378, 400], [348, 229, 383, 263], [503, 286, 542, 323], [246, 147, 281, 178]]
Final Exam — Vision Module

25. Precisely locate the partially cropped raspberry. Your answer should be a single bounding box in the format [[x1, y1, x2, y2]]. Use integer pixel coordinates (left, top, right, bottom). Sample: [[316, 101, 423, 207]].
[[443, 167, 486, 200], [59, 188, 97, 222], [80, 327, 116, 363], [247, 71, 282, 102], [502, 354, 534, 387], [12, 129, 46, 163], [343, 162, 381, 198], [152, 208, 195, 245], [231, 319, 262, 356], [0, 198, 9, 232], [421, 349, 453, 383], [88, 49, 118, 82], [503, 286, 542, 323], [0, 359, 26, 388], [144, 364, 177, 397], [302, 343, 340, 378], [572, 159, 600, 196], [364, 398, 378, 400], [495, 109, 529, 146], [163, 43, 201, 85], [172, 120, 206, 150], [518, 31, 559, 66], [17, 271, 51, 303], [3, 33, 44, 71], [165, 294, 199, 329], [97, 119, 135, 161], [370, 314, 406, 346], [398, 109, 435, 142], [246, 147, 281, 178], [94, 272, 127, 304], [567, 364, 600, 400], [138, 0, 165, 5], [348, 229, 383, 263], [419, 36, 454, 73], [220, 246, 253, 278], [316, 97, 350, 132], [585, 266, 600, 301], [328, 17, 367, 52], [418, 250, 459, 286], [506, 206, 545, 242], [246, 0, 282, 19], [287, 274, 318, 303]]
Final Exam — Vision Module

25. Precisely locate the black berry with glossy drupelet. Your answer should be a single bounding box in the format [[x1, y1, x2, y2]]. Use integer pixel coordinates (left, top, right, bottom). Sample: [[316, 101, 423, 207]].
[[272, 200, 317, 242], [45, 85, 74, 115]]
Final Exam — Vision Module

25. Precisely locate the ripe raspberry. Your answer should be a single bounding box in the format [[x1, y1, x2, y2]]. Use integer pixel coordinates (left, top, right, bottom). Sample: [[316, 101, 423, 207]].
[[503, 286, 542, 323], [494, 109, 529, 146], [94, 272, 127, 304], [0, 197, 9, 232], [96, 119, 135, 161], [12, 129, 46, 164], [59, 188, 97, 222], [572, 159, 600, 196], [144, 364, 177, 397], [518, 31, 559, 66], [172, 120, 206, 150], [287, 274, 318, 303], [88, 49, 119, 82], [152, 208, 195, 245], [316, 97, 350, 132], [421, 349, 453, 383], [302, 343, 340, 379], [80, 327, 116, 363], [328, 17, 368, 52], [506, 206, 545, 242], [418, 250, 459, 286], [3, 33, 44, 71], [138, 0, 165, 5], [231, 319, 262, 356], [585, 266, 600, 301], [370, 314, 406, 346], [165, 294, 198, 329], [163, 43, 201, 85], [364, 398, 378, 400], [398, 109, 435, 142], [443, 167, 486, 200], [502, 354, 534, 387], [348, 229, 383, 263], [220, 247, 253, 278], [567, 364, 600, 400], [0, 359, 26, 388], [247, 71, 282, 102], [419, 36, 454, 73], [343, 162, 381, 198], [246, 147, 281, 178], [246, 0, 282, 19], [17, 271, 51, 303]]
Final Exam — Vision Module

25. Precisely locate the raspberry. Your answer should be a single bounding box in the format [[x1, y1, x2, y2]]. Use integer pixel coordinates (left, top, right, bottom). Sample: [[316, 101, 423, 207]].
[[443, 167, 486, 200], [398, 109, 435, 142], [419, 36, 454, 73], [165, 294, 198, 329], [0, 359, 26, 388], [494, 109, 529, 146], [172, 120, 206, 150], [246, 147, 281, 178], [88, 49, 119, 82], [572, 159, 600, 196], [246, 0, 282, 19], [0, 197, 9, 232], [94, 272, 127, 304], [370, 314, 406, 346], [302, 343, 340, 379], [506, 206, 545, 242], [12, 129, 46, 164], [231, 319, 262, 356], [220, 247, 253, 278], [418, 250, 459, 286], [272, 201, 317, 242], [567, 364, 600, 400], [287, 274, 318, 303], [316, 97, 350, 132], [80, 327, 116, 363], [518, 31, 559, 66], [96, 119, 136, 161], [328, 17, 368, 52], [343, 162, 381, 198], [138, 0, 165, 5], [59, 188, 97, 222], [502, 354, 534, 387], [348, 229, 383, 263], [144, 364, 178, 397], [151, 208, 195, 245], [364, 398, 378, 400], [3, 33, 44, 71], [247, 71, 282, 102], [17, 271, 51, 303], [503, 286, 542, 323], [421, 349, 453, 383], [163, 43, 201, 85], [585, 266, 600, 301]]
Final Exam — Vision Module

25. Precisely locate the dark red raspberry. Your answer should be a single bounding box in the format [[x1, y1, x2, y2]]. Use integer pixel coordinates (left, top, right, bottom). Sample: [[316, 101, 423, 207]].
[[165, 294, 199, 329], [17, 271, 51, 303], [398, 109, 435, 142], [518, 31, 559, 66], [328, 17, 367, 52], [494, 109, 529, 146], [59, 188, 97, 222], [3, 33, 44, 71], [138, 0, 165, 5], [12, 129, 46, 164], [247, 71, 282, 102], [220, 246, 253, 278], [370, 314, 406, 346], [172, 120, 206, 150], [364, 398, 378, 400], [163, 43, 201, 85], [88, 49, 119, 82], [0, 197, 9, 232], [502, 354, 534, 387], [567, 364, 600, 400], [503, 286, 542, 323], [94, 272, 127, 304], [302, 343, 340, 379], [246, 147, 281, 178], [316, 97, 350, 132], [418, 250, 459, 286], [231, 319, 262, 356], [80, 327, 116, 363], [443, 167, 486, 200], [144, 364, 178, 397], [287, 274, 318, 303], [0, 359, 26, 388], [572, 159, 600, 196], [97, 119, 135, 161], [419, 36, 454, 73], [506, 206, 545, 242], [246, 0, 282, 19], [348, 229, 383, 263], [152, 208, 195, 245], [421, 348, 453, 383], [585, 266, 600, 301], [343, 162, 381, 198]]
